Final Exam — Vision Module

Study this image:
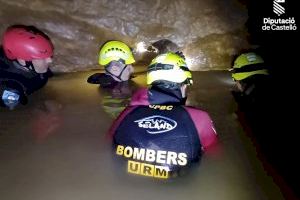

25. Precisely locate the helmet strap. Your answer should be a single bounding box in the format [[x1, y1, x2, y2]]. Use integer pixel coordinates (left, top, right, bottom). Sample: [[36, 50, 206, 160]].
[[14, 60, 46, 79], [16, 59, 26, 66], [12, 60, 31, 72], [237, 77, 256, 95], [25, 61, 37, 72], [105, 60, 129, 82]]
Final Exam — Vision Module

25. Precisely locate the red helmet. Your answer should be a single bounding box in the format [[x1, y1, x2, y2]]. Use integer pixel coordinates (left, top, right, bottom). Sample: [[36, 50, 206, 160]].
[[2, 26, 54, 61]]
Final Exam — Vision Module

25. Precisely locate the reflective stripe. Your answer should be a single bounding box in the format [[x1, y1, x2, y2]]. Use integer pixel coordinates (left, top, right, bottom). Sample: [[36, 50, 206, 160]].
[[147, 69, 191, 84], [232, 70, 269, 81]]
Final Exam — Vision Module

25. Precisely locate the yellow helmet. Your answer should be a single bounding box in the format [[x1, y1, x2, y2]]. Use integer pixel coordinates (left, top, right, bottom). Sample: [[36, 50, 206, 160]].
[[147, 52, 193, 85], [98, 41, 135, 65], [231, 52, 268, 81]]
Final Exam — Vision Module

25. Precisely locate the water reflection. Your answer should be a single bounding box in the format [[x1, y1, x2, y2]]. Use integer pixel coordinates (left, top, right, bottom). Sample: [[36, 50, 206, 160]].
[[99, 81, 138, 119], [0, 71, 284, 200], [30, 100, 63, 143]]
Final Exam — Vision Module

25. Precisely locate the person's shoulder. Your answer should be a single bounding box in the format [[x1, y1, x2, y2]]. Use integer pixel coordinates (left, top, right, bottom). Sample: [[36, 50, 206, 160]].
[[184, 106, 209, 115], [184, 106, 213, 121], [184, 106, 217, 149], [130, 87, 149, 106]]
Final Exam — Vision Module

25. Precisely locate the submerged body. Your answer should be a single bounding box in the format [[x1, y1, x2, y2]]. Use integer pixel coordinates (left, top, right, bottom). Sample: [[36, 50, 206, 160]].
[[0, 71, 285, 200], [109, 88, 217, 178]]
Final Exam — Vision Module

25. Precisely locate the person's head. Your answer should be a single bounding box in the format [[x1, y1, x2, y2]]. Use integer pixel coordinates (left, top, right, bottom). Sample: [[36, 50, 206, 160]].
[[147, 52, 193, 99], [231, 52, 269, 92], [98, 40, 135, 81], [231, 52, 268, 82], [2, 25, 54, 74]]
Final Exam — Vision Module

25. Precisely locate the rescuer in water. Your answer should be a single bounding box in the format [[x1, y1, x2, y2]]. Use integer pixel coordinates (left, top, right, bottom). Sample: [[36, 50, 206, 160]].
[[87, 40, 135, 88], [0, 25, 54, 109], [87, 40, 138, 118], [230, 52, 270, 110], [108, 52, 218, 179]]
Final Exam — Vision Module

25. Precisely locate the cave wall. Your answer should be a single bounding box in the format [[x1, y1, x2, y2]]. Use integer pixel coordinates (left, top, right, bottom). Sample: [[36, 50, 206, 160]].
[[0, 0, 250, 72]]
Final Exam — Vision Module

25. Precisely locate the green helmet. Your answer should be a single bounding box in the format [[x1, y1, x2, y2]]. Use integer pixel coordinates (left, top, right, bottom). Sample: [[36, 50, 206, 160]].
[[231, 52, 268, 81], [147, 52, 193, 85], [98, 41, 135, 66]]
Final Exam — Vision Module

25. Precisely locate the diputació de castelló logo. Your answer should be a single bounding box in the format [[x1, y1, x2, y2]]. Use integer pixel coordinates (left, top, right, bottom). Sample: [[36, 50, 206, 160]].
[[262, 0, 297, 31]]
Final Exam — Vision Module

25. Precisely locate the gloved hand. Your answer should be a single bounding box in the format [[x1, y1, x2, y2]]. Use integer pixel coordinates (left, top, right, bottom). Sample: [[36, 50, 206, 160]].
[[87, 73, 104, 84], [1, 89, 20, 110], [87, 73, 117, 88]]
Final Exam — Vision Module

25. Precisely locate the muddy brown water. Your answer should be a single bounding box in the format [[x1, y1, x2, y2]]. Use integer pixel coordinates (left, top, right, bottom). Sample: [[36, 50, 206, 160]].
[[0, 71, 284, 200]]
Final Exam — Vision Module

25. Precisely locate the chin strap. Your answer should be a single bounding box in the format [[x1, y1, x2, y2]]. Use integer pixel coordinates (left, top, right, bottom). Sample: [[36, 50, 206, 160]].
[[24, 61, 47, 79], [105, 61, 129, 82], [25, 61, 36, 72]]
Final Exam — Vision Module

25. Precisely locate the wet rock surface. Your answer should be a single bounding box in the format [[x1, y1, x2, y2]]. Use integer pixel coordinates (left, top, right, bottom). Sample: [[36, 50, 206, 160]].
[[0, 0, 249, 72]]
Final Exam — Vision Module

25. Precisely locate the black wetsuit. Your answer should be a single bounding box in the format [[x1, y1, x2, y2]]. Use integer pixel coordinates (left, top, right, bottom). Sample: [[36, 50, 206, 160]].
[[232, 74, 300, 197], [232, 74, 273, 146], [0, 47, 51, 107], [109, 87, 217, 178]]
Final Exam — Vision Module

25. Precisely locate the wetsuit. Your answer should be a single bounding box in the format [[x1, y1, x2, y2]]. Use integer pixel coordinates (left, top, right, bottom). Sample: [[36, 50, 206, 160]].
[[108, 87, 217, 179], [232, 74, 271, 112], [0, 47, 51, 108]]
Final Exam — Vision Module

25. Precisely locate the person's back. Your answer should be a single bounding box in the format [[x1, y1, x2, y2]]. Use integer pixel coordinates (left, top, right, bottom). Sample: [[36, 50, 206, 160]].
[[108, 52, 217, 179]]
